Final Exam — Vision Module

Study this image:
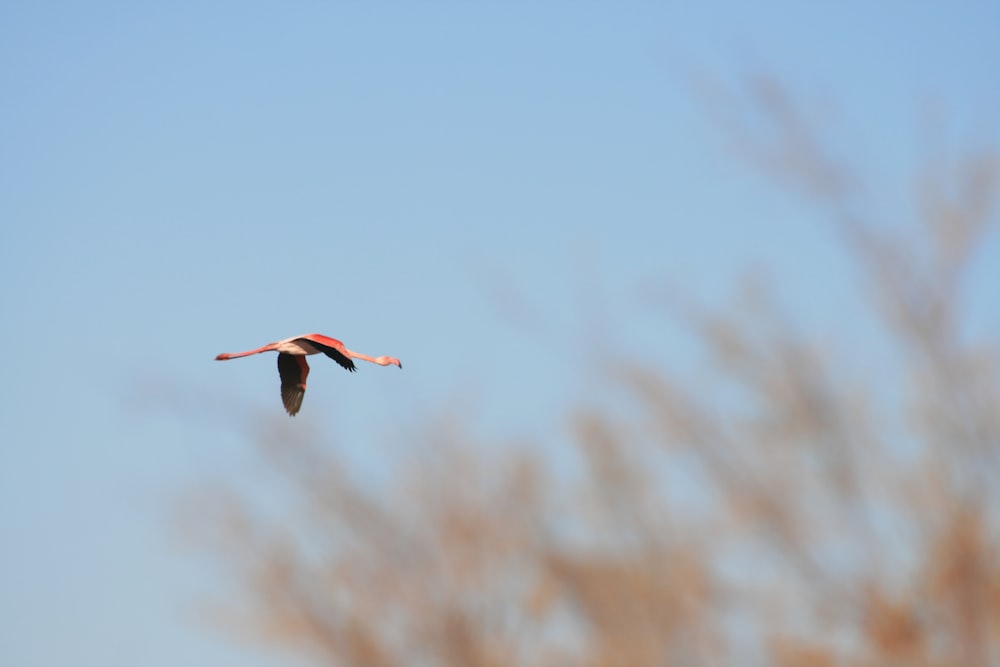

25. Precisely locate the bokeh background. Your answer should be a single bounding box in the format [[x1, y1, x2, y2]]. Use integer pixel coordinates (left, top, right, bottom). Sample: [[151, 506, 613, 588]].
[[2, 2, 999, 666]]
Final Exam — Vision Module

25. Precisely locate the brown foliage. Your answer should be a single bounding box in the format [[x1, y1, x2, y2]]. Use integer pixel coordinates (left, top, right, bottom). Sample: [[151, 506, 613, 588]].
[[187, 80, 1000, 666]]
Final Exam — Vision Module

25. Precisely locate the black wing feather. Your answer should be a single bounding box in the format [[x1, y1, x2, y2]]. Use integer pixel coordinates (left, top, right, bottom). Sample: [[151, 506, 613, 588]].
[[293, 337, 356, 372], [277, 353, 306, 416], [322, 348, 356, 372]]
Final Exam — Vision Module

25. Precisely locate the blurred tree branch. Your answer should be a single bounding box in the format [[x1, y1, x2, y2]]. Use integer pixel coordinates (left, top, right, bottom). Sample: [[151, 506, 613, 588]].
[[184, 77, 1000, 666]]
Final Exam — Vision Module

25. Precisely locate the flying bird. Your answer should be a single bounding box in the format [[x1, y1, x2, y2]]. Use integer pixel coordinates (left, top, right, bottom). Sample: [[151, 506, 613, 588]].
[[215, 333, 402, 416]]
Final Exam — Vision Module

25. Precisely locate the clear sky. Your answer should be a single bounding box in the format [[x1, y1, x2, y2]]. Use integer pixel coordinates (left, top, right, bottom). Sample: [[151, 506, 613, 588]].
[[1, 2, 998, 666]]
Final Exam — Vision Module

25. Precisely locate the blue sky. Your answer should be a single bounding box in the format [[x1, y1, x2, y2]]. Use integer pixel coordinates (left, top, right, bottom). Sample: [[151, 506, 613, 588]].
[[1, 2, 998, 666]]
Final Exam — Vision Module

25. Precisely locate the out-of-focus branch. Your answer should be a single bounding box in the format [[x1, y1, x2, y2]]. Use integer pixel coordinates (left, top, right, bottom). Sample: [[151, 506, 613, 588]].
[[184, 76, 1000, 667]]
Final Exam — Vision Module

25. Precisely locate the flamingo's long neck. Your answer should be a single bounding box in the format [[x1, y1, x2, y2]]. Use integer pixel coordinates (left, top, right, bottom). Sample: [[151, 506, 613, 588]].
[[345, 349, 382, 365]]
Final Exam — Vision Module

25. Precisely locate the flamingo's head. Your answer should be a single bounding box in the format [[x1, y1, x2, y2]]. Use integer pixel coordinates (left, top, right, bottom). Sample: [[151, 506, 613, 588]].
[[377, 356, 402, 369]]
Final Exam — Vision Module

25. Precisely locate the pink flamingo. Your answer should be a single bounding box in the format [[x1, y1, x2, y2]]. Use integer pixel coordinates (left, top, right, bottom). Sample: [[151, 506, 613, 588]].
[[215, 333, 402, 416]]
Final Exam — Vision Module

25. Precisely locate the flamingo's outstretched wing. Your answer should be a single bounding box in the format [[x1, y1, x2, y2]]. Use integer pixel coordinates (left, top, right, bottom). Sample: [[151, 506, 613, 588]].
[[295, 336, 356, 372], [277, 353, 308, 416], [322, 347, 357, 372]]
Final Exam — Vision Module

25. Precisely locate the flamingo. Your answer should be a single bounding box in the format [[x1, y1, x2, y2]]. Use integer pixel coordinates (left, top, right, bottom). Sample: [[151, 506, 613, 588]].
[[215, 333, 402, 416]]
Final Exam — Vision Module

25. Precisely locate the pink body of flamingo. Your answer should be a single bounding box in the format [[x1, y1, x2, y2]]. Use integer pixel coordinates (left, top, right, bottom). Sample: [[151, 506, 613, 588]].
[[215, 333, 401, 416]]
